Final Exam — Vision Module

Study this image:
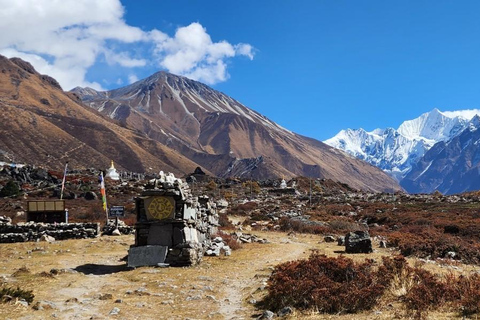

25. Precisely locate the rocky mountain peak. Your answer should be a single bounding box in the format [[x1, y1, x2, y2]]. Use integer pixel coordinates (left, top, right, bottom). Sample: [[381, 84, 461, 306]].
[[326, 108, 480, 193]]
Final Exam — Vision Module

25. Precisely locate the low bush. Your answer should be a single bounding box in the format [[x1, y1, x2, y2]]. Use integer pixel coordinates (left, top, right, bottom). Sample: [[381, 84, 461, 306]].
[[0, 286, 34, 303], [278, 217, 329, 234], [386, 230, 480, 264], [228, 202, 258, 215], [0, 180, 20, 197], [262, 254, 480, 318], [455, 274, 480, 316], [218, 212, 235, 229], [262, 254, 388, 314]]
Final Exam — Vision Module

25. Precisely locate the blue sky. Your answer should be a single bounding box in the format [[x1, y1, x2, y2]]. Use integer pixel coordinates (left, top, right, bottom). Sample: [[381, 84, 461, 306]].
[[2, 1, 480, 141]]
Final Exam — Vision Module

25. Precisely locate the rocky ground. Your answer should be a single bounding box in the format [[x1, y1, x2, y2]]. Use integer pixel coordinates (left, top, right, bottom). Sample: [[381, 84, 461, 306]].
[[0, 230, 471, 320], [2, 167, 480, 319]]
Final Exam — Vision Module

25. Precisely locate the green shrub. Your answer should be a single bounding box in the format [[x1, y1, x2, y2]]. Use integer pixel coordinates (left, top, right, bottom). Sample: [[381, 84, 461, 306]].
[[0, 180, 20, 197], [0, 286, 34, 303]]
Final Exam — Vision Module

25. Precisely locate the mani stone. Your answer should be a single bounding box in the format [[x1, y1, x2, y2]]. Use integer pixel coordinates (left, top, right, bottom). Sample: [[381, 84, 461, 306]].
[[345, 230, 373, 254], [128, 245, 168, 268]]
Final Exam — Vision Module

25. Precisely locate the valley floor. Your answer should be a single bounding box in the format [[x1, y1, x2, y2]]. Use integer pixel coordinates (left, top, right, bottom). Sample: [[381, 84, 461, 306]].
[[0, 229, 472, 320]]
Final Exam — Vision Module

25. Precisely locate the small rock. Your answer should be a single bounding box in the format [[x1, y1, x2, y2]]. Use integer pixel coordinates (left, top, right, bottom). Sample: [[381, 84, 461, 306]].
[[259, 310, 274, 319], [32, 300, 56, 310], [39, 235, 55, 242], [446, 251, 456, 259], [324, 235, 335, 243], [98, 293, 113, 300], [109, 307, 120, 315], [16, 299, 29, 307], [278, 306, 293, 317]]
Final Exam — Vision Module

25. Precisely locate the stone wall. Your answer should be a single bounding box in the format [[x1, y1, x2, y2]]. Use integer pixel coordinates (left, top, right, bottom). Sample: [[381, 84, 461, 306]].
[[0, 216, 99, 243]]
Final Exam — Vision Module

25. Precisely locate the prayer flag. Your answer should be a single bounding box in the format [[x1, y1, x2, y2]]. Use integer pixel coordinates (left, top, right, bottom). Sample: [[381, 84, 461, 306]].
[[100, 172, 107, 211]]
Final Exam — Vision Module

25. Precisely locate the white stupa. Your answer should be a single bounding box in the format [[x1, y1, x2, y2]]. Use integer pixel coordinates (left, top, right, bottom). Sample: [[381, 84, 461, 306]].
[[280, 178, 287, 189], [105, 160, 120, 180]]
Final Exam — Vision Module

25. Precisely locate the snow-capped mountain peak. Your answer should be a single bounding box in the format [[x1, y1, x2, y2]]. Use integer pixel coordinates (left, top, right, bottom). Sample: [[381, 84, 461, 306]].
[[324, 108, 480, 181], [397, 108, 470, 142]]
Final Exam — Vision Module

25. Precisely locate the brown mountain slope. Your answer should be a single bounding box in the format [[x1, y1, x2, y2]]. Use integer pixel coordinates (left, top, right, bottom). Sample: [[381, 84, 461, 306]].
[[0, 55, 200, 174], [73, 72, 401, 192]]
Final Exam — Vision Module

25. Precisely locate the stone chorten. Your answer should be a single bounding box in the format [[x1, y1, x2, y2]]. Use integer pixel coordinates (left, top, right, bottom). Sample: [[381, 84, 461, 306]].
[[105, 160, 120, 180], [128, 171, 219, 267]]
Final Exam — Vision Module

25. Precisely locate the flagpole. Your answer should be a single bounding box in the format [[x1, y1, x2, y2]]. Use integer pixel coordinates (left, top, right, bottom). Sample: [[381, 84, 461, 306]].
[[100, 171, 108, 224], [60, 162, 68, 199]]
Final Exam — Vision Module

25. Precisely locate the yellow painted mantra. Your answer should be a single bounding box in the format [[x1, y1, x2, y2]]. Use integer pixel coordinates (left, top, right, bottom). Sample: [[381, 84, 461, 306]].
[[148, 196, 175, 219]]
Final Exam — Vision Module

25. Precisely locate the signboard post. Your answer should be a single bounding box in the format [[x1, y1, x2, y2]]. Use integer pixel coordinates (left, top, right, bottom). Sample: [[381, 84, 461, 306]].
[[109, 206, 125, 229]]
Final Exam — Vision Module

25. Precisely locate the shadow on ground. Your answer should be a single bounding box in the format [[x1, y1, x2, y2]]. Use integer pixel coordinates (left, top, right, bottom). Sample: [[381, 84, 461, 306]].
[[73, 263, 131, 275]]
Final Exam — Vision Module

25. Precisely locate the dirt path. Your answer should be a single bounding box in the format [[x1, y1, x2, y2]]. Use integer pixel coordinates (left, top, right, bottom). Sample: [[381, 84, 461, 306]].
[[216, 232, 314, 319]]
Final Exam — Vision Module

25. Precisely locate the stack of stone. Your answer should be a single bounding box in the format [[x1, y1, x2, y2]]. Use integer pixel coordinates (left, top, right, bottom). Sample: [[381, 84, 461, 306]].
[[128, 172, 219, 267], [102, 219, 135, 235]]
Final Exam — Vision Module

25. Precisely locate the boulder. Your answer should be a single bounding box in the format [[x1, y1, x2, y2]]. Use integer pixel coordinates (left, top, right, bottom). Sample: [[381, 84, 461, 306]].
[[345, 230, 372, 254], [84, 191, 98, 200]]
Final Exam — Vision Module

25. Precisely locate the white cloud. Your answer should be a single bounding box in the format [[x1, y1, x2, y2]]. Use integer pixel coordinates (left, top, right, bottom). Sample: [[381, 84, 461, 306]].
[[152, 23, 255, 84], [235, 43, 255, 60], [128, 74, 139, 84], [0, 1, 254, 90], [104, 50, 146, 68]]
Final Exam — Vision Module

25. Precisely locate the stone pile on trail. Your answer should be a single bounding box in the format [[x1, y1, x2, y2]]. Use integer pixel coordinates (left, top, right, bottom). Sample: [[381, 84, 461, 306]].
[[0, 215, 99, 243], [102, 219, 134, 235], [205, 236, 232, 256]]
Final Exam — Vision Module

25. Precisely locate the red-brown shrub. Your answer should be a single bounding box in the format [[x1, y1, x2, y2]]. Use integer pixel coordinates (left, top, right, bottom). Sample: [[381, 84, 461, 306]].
[[454, 274, 480, 316], [218, 212, 235, 229], [262, 254, 388, 314], [278, 217, 329, 234], [227, 202, 258, 215], [404, 268, 456, 319]]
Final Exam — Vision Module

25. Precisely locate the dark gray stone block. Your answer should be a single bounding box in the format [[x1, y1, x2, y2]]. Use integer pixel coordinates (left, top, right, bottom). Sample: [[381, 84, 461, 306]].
[[128, 245, 168, 267]]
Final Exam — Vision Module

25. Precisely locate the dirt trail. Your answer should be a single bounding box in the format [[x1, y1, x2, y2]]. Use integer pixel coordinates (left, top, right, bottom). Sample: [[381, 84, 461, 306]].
[[217, 233, 312, 319]]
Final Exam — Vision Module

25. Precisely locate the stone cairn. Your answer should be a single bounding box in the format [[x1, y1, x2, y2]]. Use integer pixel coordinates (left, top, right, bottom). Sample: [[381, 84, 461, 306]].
[[0, 215, 99, 243], [128, 172, 219, 267], [102, 219, 134, 236]]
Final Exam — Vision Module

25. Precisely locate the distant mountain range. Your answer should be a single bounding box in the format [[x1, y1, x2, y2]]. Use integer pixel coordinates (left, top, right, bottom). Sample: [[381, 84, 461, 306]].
[[325, 108, 480, 194], [0, 55, 399, 192]]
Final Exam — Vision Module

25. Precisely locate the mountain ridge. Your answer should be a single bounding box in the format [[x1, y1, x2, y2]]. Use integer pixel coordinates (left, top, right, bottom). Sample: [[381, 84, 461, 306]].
[[324, 109, 480, 181], [71, 70, 400, 192]]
